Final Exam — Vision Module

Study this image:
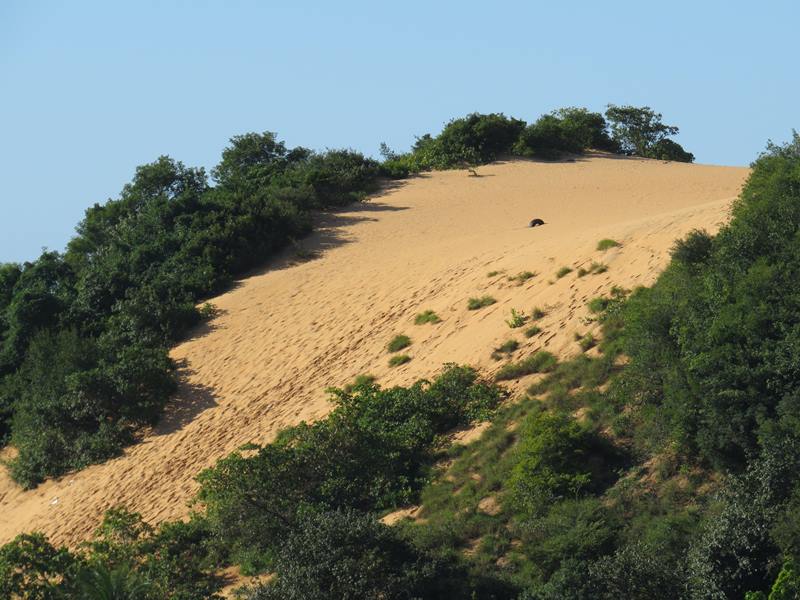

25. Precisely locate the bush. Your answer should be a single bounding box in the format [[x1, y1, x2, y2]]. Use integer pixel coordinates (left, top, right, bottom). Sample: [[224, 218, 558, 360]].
[[197, 366, 503, 562], [596, 239, 620, 251], [467, 296, 497, 310], [525, 325, 542, 338], [555, 267, 573, 279], [506, 309, 528, 328], [508, 412, 595, 516], [245, 509, 456, 600], [414, 310, 441, 325], [495, 351, 557, 381], [388, 354, 411, 367], [670, 228, 713, 266], [387, 334, 411, 353]]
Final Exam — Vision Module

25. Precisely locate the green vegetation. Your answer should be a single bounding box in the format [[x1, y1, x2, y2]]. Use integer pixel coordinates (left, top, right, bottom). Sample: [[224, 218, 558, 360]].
[[587, 296, 610, 314], [487, 270, 503, 278], [492, 339, 520, 360], [505, 308, 528, 328], [414, 309, 441, 325], [388, 354, 412, 367], [597, 238, 621, 251], [576, 332, 596, 351], [578, 262, 609, 277], [197, 365, 501, 571], [387, 334, 412, 353], [508, 271, 535, 285], [530, 307, 546, 320], [467, 295, 497, 310], [524, 325, 542, 338], [495, 351, 558, 381], [555, 266, 573, 278], [605, 105, 694, 162]]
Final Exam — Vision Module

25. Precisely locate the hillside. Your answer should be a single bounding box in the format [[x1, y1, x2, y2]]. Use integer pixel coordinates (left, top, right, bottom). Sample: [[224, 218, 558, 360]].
[[0, 155, 748, 547]]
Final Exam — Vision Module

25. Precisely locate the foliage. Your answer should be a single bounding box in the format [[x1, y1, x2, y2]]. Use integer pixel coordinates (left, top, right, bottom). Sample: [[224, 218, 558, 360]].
[[467, 295, 497, 310], [245, 509, 459, 600], [414, 309, 441, 325], [388, 354, 411, 367], [555, 266, 572, 278], [495, 351, 557, 381], [505, 308, 528, 328], [0, 135, 384, 485], [508, 412, 595, 516], [596, 238, 620, 251], [387, 334, 411, 352], [197, 366, 503, 566], [605, 105, 692, 161]]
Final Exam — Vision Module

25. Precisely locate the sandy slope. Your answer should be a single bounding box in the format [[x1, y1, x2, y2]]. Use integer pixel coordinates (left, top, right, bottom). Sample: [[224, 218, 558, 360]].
[[0, 155, 748, 546]]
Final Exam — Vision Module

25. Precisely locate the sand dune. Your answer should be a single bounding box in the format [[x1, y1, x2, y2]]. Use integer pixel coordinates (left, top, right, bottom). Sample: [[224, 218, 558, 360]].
[[0, 155, 748, 546]]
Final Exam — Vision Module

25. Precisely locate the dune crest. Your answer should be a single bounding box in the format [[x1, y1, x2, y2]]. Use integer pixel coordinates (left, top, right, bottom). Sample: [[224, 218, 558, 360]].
[[0, 156, 748, 546]]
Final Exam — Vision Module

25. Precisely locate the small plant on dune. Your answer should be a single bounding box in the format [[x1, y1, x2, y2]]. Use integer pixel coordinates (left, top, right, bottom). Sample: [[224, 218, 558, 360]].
[[577, 262, 609, 277], [495, 351, 558, 381], [555, 266, 573, 279], [524, 325, 542, 338], [576, 333, 596, 352], [491, 339, 519, 361], [597, 238, 620, 251], [388, 354, 411, 367], [587, 297, 610, 314], [508, 271, 536, 285], [468, 296, 497, 310], [414, 310, 441, 325], [343, 374, 377, 393], [505, 309, 528, 328], [531, 307, 546, 320], [198, 302, 219, 320], [387, 335, 412, 353], [487, 270, 502, 278]]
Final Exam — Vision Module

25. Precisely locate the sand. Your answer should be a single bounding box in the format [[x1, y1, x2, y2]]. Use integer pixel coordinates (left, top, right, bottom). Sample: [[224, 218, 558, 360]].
[[0, 155, 749, 546]]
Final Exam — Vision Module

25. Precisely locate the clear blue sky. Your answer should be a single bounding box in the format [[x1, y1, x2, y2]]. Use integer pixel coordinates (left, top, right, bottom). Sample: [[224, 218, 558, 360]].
[[1, 0, 798, 263]]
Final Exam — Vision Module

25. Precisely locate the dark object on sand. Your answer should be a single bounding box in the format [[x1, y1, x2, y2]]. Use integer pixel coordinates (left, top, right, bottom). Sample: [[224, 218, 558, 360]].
[[530, 218, 546, 227]]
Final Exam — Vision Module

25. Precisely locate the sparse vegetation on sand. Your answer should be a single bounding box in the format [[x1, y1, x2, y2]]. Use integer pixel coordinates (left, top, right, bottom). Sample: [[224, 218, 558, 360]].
[[524, 325, 542, 338], [555, 266, 573, 278], [530, 307, 547, 320], [467, 296, 497, 310], [388, 354, 412, 367], [508, 271, 535, 285], [597, 238, 621, 251], [414, 310, 441, 325], [494, 351, 558, 381], [387, 334, 412, 353], [505, 308, 528, 328], [492, 339, 520, 360]]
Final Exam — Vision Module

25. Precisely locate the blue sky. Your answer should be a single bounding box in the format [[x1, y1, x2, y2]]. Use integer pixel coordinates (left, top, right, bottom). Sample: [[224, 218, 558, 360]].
[[1, 0, 798, 263]]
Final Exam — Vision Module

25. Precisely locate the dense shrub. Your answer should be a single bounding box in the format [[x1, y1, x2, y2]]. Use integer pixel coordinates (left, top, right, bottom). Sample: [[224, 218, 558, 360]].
[[245, 509, 459, 600], [508, 412, 594, 516], [197, 365, 503, 566], [0, 135, 385, 485]]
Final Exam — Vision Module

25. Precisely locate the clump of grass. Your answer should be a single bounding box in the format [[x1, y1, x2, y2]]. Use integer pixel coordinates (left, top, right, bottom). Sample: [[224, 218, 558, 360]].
[[505, 309, 528, 328], [531, 307, 546, 320], [524, 325, 542, 338], [495, 351, 558, 381], [414, 310, 441, 325], [555, 266, 573, 279], [576, 333, 596, 352], [487, 270, 503, 278], [387, 334, 412, 352], [198, 302, 219, 320], [508, 271, 536, 285], [468, 296, 497, 310], [343, 374, 376, 392], [388, 354, 411, 367], [491, 339, 520, 361], [577, 262, 609, 277], [587, 297, 610, 314], [597, 239, 621, 251]]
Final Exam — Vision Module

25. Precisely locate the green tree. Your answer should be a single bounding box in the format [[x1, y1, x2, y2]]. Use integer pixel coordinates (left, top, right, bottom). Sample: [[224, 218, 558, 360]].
[[604, 105, 690, 160]]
